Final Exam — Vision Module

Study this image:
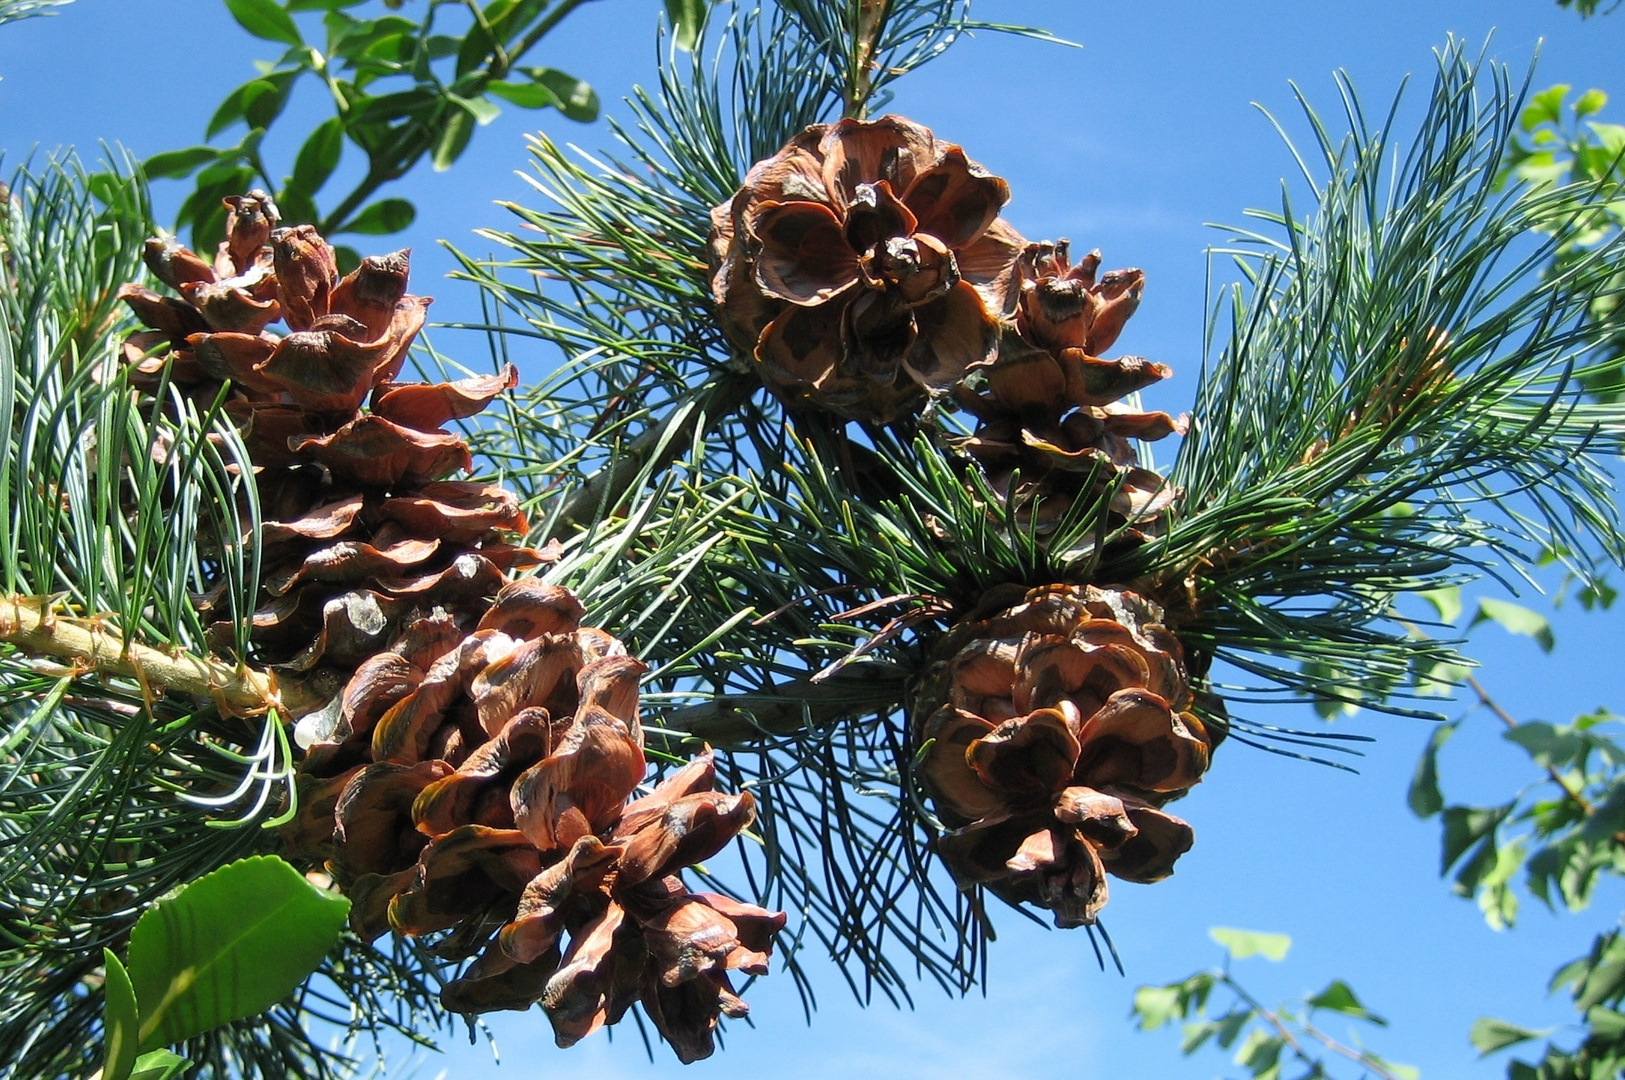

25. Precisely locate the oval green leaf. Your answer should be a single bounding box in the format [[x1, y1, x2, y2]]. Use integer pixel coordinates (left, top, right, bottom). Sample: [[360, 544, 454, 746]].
[[103, 949, 141, 1080], [290, 116, 344, 196], [432, 107, 474, 171], [448, 90, 501, 127], [486, 79, 561, 110], [1472, 597, 1555, 653], [129, 1050, 190, 1080], [664, 0, 708, 50], [338, 197, 415, 236], [524, 66, 598, 123], [224, 0, 303, 46], [1469, 1016, 1548, 1056], [1209, 926, 1291, 962], [144, 147, 220, 181], [128, 855, 350, 1052]]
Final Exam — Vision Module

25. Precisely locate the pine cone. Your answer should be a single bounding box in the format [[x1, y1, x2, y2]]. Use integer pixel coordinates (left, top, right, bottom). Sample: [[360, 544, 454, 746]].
[[709, 115, 1026, 424], [952, 240, 1187, 541], [914, 584, 1216, 927], [120, 196, 785, 1061]]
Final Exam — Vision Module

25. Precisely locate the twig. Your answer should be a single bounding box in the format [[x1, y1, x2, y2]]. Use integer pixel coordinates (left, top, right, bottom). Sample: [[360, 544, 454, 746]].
[[1223, 973, 1406, 1080], [1468, 674, 1595, 815], [0, 595, 320, 717], [654, 670, 906, 746]]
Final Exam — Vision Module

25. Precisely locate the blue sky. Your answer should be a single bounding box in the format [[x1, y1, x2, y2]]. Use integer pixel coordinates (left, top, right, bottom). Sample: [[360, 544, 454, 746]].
[[4, 1, 1625, 1077]]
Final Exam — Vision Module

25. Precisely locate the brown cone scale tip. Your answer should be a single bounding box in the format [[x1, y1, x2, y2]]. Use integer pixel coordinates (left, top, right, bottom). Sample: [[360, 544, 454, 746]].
[[120, 193, 783, 1062], [914, 584, 1218, 928]]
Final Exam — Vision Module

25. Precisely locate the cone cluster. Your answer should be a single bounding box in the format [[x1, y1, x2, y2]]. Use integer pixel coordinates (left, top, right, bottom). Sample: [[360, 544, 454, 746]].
[[914, 584, 1217, 927], [120, 194, 783, 1062], [712, 118, 1183, 537]]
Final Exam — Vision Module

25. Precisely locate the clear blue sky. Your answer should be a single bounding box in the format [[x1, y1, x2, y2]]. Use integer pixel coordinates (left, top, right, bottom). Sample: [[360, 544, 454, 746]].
[[4, 2, 1625, 1077]]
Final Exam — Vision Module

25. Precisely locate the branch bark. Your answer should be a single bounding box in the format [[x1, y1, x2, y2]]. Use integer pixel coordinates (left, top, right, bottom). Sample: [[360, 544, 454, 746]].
[[655, 669, 906, 746], [0, 595, 320, 717]]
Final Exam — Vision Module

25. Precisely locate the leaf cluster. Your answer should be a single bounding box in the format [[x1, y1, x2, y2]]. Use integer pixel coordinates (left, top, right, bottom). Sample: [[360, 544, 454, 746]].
[[1410, 664, 1625, 1079], [1501, 83, 1625, 401], [1134, 927, 1415, 1080], [1412, 704, 1625, 929], [151, 0, 605, 266]]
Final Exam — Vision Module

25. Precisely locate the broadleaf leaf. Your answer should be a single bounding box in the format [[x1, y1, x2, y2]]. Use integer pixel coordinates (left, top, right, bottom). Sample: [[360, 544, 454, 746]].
[[1209, 927, 1291, 962], [224, 0, 303, 46], [102, 949, 140, 1080], [128, 855, 349, 1051]]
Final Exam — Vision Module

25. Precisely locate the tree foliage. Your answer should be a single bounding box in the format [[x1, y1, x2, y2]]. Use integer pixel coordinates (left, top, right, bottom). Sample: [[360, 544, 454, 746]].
[[150, 0, 611, 267], [4, 0, 1625, 1074]]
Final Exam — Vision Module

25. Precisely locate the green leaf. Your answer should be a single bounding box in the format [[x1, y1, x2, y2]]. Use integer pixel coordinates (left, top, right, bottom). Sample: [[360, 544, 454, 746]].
[[1420, 584, 1462, 625], [1578, 577, 1618, 611], [289, 116, 344, 196], [1215, 1008, 1251, 1049], [1307, 979, 1387, 1025], [244, 79, 294, 132], [1414, 656, 1470, 698], [128, 855, 350, 1051], [143, 147, 220, 181], [1587, 1006, 1625, 1040], [1133, 984, 1183, 1030], [1581, 781, 1625, 844], [333, 244, 362, 275], [1441, 804, 1510, 877], [103, 949, 140, 1080], [337, 197, 415, 235], [129, 1050, 190, 1080], [1180, 1020, 1218, 1055], [432, 107, 474, 171], [1522, 84, 1571, 132], [224, 0, 302, 46], [1209, 927, 1291, 962], [522, 67, 598, 122], [1233, 1026, 1284, 1074], [206, 79, 275, 139], [1504, 722, 1584, 770], [1576, 88, 1609, 118], [663, 0, 707, 49], [1409, 719, 1458, 817], [485, 79, 561, 110], [1470, 1016, 1548, 1055], [1373, 1059, 1420, 1080], [276, 186, 318, 228], [448, 90, 502, 126], [1575, 939, 1625, 1011], [1473, 597, 1555, 652]]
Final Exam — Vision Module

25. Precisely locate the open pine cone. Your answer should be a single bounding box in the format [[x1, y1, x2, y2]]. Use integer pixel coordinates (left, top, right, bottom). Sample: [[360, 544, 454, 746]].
[[914, 584, 1217, 927], [709, 115, 1026, 424], [953, 240, 1187, 542], [119, 195, 784, 1062]]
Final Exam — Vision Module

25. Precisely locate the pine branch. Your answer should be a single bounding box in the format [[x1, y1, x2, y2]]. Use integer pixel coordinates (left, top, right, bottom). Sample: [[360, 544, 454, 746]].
[[1100, 39, 1625, 713], [0, 595, 320, 716], [656, 669, 907, 744]]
